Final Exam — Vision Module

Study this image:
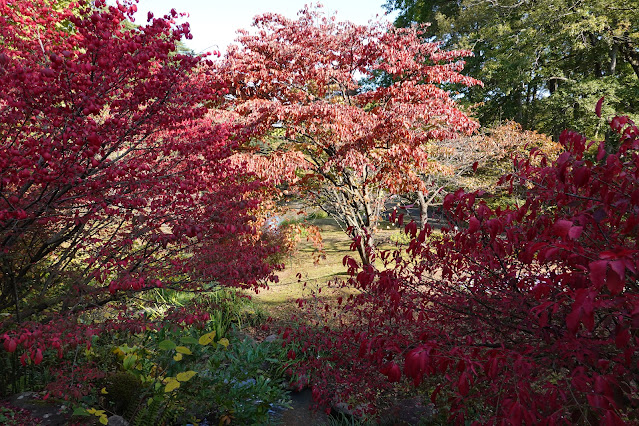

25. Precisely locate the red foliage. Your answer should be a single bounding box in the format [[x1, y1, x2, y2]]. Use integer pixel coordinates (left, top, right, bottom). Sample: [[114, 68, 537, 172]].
[[288, 113, 639, 423], [0, 0, 279, 394], [215, 6, 481, 265], [0, 400, 41, 424]]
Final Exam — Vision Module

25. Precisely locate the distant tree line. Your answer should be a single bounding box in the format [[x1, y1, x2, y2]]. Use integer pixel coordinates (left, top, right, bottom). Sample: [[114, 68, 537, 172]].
[[385, 0, 639, 138]]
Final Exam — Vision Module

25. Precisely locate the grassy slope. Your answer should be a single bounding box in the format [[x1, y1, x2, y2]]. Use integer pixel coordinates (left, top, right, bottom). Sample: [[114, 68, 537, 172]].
[[249, 217, 404, 321]]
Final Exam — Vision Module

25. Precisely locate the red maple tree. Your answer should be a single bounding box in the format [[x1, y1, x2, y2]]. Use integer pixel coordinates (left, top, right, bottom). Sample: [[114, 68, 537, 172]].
[[215, 6, 481, 265], [0, 0, 278, 379]]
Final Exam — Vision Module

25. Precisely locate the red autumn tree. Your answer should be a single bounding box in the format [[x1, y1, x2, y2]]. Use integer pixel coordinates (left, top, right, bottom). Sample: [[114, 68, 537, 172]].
[[0, 0, 278, 370], [214, 6, 481, 265], [287, 109, 639, 424]]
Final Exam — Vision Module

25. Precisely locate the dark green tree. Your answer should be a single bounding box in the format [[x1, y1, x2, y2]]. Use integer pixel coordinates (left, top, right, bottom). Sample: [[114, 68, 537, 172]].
[[386, 0, 639, 138]]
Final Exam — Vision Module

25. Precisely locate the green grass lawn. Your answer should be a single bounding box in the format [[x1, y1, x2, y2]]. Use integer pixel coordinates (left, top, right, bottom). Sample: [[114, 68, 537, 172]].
[[249, 217, 404, 322]]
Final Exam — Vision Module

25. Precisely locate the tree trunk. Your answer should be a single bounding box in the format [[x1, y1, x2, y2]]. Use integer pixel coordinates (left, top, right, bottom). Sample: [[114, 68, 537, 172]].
[[416, 188, 444, 229], [352, 226, 374, 266], [417, 190, 429, 229], [589, 33, 603, 77], [616, 34, 639, 79], [609, 44, 618, 75]]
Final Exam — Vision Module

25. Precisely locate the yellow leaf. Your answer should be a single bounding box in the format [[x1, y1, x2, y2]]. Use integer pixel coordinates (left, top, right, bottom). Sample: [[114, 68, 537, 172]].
[[198, 331, 216, 346], [87, 408, 97, 415], [173, 352, 183, 361], [164, 378, 180, 392], [100, 387, 108, 395], [218, 338, 229, 349], [176, 371, 197, 382], [99, 416, 108, 425], [175, 346, 192, 355]]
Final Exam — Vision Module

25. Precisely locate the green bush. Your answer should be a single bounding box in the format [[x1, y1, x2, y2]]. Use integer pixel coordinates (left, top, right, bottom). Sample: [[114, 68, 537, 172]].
[[68, 291, 290, 425], [198, 336, 292, 424]]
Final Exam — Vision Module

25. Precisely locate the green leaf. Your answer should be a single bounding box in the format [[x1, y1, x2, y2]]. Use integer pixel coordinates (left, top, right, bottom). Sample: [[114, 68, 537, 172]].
[[180, 336, 198, 345], [118, 344, 134, 354], [72, 407, 90, 416], [123, 354, 138, 370], [148, 395, 164, 405], [158, 339, 177, 351]]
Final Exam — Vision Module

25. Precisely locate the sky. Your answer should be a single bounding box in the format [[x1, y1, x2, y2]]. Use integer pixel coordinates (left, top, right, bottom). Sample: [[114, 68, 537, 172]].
[[132, 0, 398, 55]]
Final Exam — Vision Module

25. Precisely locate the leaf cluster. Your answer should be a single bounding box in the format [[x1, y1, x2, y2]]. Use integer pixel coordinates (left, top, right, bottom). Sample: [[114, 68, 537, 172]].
[[287, 110, 639, 423], [386, 0, 639, 138]]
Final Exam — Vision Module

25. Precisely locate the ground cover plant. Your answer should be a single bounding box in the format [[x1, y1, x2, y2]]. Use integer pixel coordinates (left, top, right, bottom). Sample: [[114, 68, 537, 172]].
[[286, 108, 639, 424], [56, 289, 292, 425]]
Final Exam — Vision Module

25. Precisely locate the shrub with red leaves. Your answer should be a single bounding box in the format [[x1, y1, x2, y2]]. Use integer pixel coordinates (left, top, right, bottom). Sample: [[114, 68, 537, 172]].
[[288, 109, 639, 424], [0, 0, 279, 398]]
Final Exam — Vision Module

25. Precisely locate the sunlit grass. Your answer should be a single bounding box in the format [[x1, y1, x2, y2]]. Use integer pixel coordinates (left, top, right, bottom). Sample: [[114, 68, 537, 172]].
[[249, 217, 406, 320]]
